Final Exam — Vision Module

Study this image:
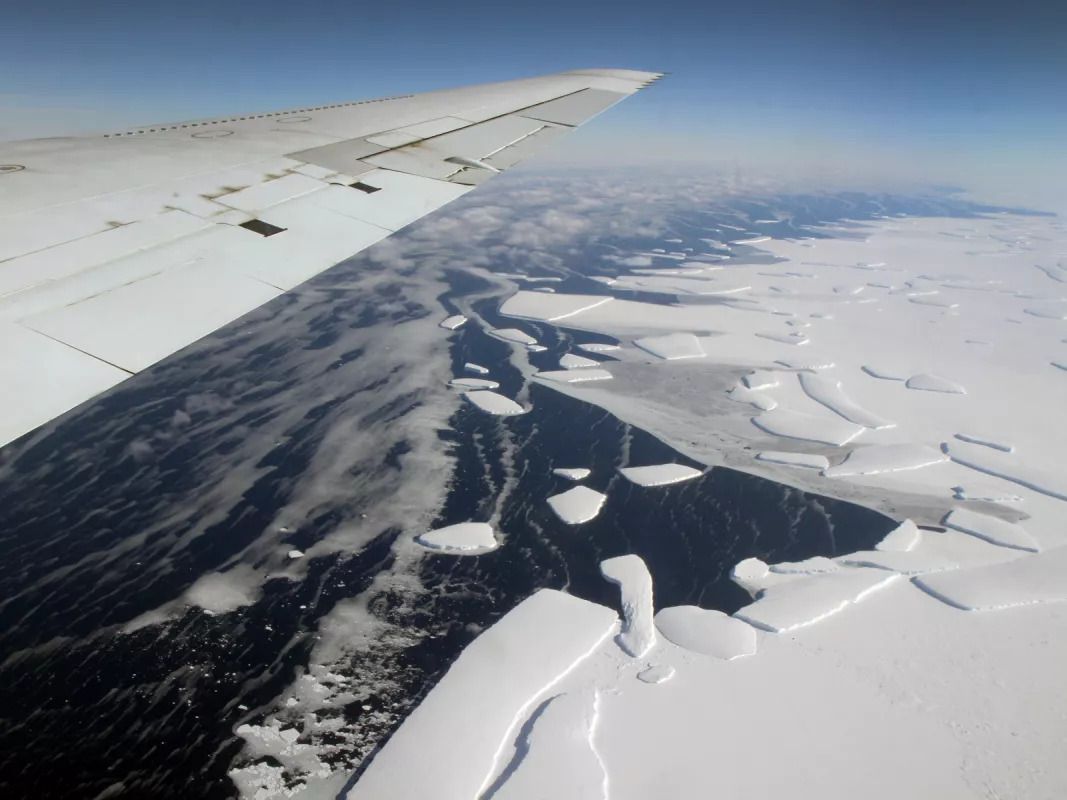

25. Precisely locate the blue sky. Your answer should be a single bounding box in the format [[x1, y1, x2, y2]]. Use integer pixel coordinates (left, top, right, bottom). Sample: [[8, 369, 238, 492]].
[[3, 0, 1065, 202]]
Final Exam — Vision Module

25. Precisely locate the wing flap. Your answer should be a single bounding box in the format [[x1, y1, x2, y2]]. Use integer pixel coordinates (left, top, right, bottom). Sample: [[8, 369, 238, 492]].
[[516, 88, 629, 126]]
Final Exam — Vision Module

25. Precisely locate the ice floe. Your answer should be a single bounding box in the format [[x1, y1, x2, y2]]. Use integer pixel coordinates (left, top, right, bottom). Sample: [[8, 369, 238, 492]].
[[743, 370, 778, 390], [952, 485, 1024, 503], [755, 331, 809, 345], [914, 545, 1067, 610], [547, 486, 607, 524], [752, 409, 865, 446], [636, 665, 675, 684], [769, 556, 839, 574], [861, 364, 909, 380], [465, 362, 490, 374], [822, 443, 947, 477], [439, 315, 467, 330], [535, 369, 613, 384], [286, 549, 305, 559], [559, 353, 600, 370], [875, 520, 921, 552], [776, 358, 835, 370], [346, 590, 617, 800], [600, 555, 656, 658], [633, 333, 705, 360], [415, 522, 499, 555], [654, 606, 757, 659], [954, 433, 1014, 452], [577, 342, 620, 353], [942, 508, 1039, 552], [727, 385, 777, 411], [905, 373, 966, 394], [499, 290, 613, 322], [945, 442, 1067, 502], [734, 568, 899, 632], [755, 451, 829, 470], [553, 467, 591, 481], [463, 391, 526, 416], [490, 328, 538, 345], [798, 372, 894, 429], [619, 464, 702, 487], [450, 377, 500, 389]]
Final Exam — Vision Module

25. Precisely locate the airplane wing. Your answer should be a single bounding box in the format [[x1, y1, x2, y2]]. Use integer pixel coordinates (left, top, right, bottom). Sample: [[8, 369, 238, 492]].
[[0, 68, 661, 448]]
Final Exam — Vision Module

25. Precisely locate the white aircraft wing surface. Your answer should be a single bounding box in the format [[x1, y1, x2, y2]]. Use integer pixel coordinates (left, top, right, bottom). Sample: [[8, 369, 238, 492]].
[[0, 68, 661, 447]]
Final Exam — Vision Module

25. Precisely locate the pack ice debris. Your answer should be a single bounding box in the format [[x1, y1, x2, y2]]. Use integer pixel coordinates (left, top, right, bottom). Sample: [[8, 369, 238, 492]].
[[743, 370, 778, 390], [439, 315, 467, 330], [905, 373, 966, 394], [287, 549, 304, 559], [633, 333, 705, 360], [553, 468, 591, 481], [559, 353, 600, 369], [637, 665, 675, 684], [798, 372, 894, 429], [535, 369, 613, 384], [450, 378, 500, 389], [822, 443, 947, 477], [954, 433, 1014, 452], [499, 290, 613, 322], [465, 363, 490, 375], [755, 451, 829, 470], [752, 408, 865, 447], [547, 486, 607, 524], [345, 590, 617, 800], [489, 691, 605, 800], [943, 508, 1038, 552], [654, 606, 757, 659], [619, 464, 702, 487], [463, 391, 526, 416], [490, 328, 538, 346], [875, 519, 921, 552], [914, 545, 1067, 611], [415, 522, 499, 555], [734, 568, 899, 632], [600, 555, 656, 658]]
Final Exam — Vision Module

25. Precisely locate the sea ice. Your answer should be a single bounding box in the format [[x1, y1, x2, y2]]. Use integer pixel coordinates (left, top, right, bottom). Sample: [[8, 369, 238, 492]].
[[577, 342, 620, 353], [727, 385, 777, 411], [654, 606, 757, 659], [752, 409, 865, 447], [488, 691, 605, 800], [755, 331, 810, 345], [415, 522, 499, 555], [345, 590, 617, 800], [798, 373, 894, 429], [490, 328, 538, 345], [875, 519, 921, 552], [633, 333, 705, 360], [600, 555, 656, 658], [450, 377, 500, 389], [861, 364, 909, 380], [636, 665, 675, 684], [776, 358, 835, 370], [905, 373, 966, 394], [526, 344, 548, 353], [734, 568, 899, 632], [553, 468, 591, 481], [743, 370, 779, 390], [943, 508, 1039, 552], [535, 369, 613, 384], [946, 442, 1067, 501], [547, 486, 607, 524], [769, 556, 839, 574], [914, 545, 1067, 611], [439, 315, 467, 330], [954, 433, 1014, 452], [755, 451, 829, 470], [559, 353, 600, 370], [287, 549, 304, 559], [953, 485, 1024, 503], [465, 363, 490, 374], [463, 391, 526, 416], [822, 443, 947, 477], [1023, 306, 1067, 320], [619, 464, 702, 487], [499, 291, 614, 321], [730, 235, 771, 244]]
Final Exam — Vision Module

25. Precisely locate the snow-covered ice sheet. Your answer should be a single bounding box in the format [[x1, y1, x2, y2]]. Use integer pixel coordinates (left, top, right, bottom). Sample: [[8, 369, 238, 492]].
[[875, 519, 921, 552], [822, 443, 947, 477], [743, 370, 779, 390], [346, 590, 617, 800], [463, 391, 526, 416], [905, 372, 966, 394], [914, 545, 1067, 610], [798, 372, 894, 429], [618, 464, 702, 487], [415, 522, 498, 555], [547, 486, 607, 524], [945, 442, 1067, 502], [755, 451, 829, 469], [752, 408, 865, 446], [954, 432, 1014, 452], [633, 333, 705, 360], [600, 555, 655, 658], [654, 606, 757, 659], [943, 508, 1039, 552], [499, 290, 613, 322], [727, 384, 777, 411]]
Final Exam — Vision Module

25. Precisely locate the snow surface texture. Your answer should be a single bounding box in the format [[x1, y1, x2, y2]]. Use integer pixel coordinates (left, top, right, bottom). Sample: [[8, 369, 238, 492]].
[[345, 590, 617, 800], [654, 606, 757, 660], [547, 486, 607, 524], [600, 555, 656, 658], [618, 464, 702, 487], [415, 522, 498, 555], [463, 391, 526, 416]]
